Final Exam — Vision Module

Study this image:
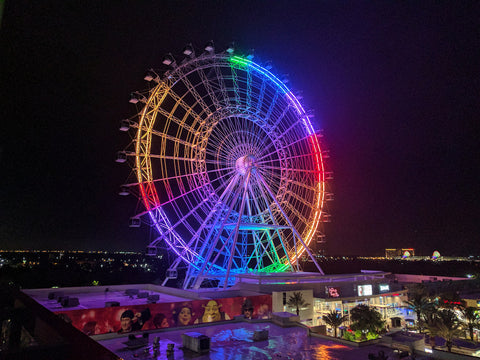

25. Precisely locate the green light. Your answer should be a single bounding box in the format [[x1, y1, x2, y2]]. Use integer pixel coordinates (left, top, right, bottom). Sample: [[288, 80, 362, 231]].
[[229, 56, 250, 67], [257, 262, 290, 273]]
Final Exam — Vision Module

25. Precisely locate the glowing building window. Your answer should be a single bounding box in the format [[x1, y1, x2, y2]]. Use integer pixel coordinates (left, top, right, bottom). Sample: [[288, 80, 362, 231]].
[[358, 285, 373, 296]]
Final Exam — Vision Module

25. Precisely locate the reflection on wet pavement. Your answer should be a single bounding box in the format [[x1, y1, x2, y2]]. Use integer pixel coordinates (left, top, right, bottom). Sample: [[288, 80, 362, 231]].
[[313, 343, 352, 360], [206, 325, 351, 359], [99, 321, 398, 360]]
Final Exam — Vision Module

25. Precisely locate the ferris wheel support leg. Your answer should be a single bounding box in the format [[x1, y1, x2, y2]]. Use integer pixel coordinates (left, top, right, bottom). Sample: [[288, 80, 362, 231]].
[[224, 172, 252, 289], [247, 182, 283, 267], [253, 178, 296, 272], [184, 174, 240, 267], [257, 174, 325, 275], [244, 191, 259, 267], [192, 177, 244, 289]]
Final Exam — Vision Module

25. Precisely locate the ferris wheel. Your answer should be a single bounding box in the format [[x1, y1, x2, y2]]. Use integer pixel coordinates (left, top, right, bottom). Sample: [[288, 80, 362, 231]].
[[118, 42, 331, 289]]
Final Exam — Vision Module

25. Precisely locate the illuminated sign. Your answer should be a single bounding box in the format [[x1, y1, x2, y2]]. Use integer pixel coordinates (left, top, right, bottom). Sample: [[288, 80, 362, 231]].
[[357, 284, 372, 296], [379, 284, 390, 292], [327, 287, 340, 298], [443, 300, 463, 305]]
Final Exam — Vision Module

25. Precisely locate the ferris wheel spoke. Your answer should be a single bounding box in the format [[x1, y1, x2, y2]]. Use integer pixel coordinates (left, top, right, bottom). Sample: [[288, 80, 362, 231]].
[[201, 179, 250, 272], [259, 164, 320, 175], [177, 173, 241, 261], [258, 169, 302, 190], [166, 90, 207, 127], [156, 166, 235, 185], [254, 76, 270, 117], [257, 173, 324, 275], [193, 176, 245, 289], [287, 179, 319, 193], [257, 150, 321, 165], [251, 177, 295, 271], [282, 196, 311, 225], [256, 133, 309, 163], [204, 147, 229, 162], [256, 140, 278, 160], [158, 198, 211, 242], [262, 101, 291, 135], [147, 153, 229, 168], [193, 173, 243, 258], [147, 154, 199, 162], [153, 181, 209, 208], [264, 90, 281, 124], [176, 68, 213, 117], [148, 100, 201, 135], [214, 62, 230, 107], [246, 67, 252, 110], [246, 182, 283, 267], [146, 127, 197, 149], [209, 168, 238, 185], [122, 166, 235, 192], [158, 169, 235, 212], [231, 66, 242, 107], [198, 67, 222, 111], [258, 167, 282, 182]]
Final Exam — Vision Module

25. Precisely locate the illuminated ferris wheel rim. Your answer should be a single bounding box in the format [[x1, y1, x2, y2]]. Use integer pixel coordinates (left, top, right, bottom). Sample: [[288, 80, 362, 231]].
[[128, 50, 327, 280]]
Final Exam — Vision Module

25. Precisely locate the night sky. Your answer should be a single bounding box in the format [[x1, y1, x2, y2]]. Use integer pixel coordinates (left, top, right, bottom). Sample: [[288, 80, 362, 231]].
[[1, 1, 479, 256]]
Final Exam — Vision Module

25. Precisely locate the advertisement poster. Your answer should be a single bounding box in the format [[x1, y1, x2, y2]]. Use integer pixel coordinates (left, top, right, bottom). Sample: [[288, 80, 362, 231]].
[[326, 287, 340, 298], [55, 294, 272, 336], [357, 284, 373, 296]]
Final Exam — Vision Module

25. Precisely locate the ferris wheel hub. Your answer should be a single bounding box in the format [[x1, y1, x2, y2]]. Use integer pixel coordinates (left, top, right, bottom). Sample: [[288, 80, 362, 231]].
[[235, 154, 257, 176]]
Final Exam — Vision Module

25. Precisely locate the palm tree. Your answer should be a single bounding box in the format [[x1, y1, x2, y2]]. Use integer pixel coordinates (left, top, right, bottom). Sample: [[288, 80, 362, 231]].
[[286, 292, 310, 316], [427, 309, 463, 352], [461, 306, 480, 341], [322, 310, 348, 338], [350, 304, 384, 339], [420, 301, 438, 347], [405, 284, 431, 333]]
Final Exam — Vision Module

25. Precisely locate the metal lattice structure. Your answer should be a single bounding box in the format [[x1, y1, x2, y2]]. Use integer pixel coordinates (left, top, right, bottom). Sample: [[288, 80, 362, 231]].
[[118, 44, 330, 289]]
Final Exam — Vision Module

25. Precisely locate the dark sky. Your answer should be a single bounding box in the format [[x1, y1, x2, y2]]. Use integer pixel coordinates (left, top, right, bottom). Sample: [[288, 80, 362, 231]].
[[1, 1, 479, 256]]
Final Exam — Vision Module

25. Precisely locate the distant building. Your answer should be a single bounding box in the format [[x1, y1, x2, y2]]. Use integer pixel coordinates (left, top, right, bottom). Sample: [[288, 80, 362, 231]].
[[385, 248, 415, 258]]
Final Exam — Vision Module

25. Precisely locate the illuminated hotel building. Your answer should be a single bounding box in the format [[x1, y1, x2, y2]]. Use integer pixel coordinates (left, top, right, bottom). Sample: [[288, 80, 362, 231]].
[[385, 248, 415, 258]]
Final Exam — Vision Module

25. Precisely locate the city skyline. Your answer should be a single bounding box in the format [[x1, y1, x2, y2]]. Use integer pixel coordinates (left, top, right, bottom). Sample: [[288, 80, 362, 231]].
[[1, 1, 479, 256]]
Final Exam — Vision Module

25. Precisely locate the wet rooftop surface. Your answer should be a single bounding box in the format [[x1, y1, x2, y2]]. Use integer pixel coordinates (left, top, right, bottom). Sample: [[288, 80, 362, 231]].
[[24, 288, 193, 311], [98, 322, 435, 360]]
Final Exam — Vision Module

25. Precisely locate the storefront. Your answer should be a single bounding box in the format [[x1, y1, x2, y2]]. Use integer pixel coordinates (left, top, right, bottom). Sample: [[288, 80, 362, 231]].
[[312, 284, 408, 328]]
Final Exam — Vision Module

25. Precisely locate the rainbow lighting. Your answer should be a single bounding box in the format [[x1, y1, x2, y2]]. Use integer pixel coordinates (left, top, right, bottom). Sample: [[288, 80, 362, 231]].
[[229, 56, 325, 269], [123, 48, 329, 288]]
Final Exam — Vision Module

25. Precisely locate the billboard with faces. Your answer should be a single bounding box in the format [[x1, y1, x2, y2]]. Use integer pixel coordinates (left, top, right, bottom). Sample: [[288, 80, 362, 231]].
[[55, 294, 272, 336]]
